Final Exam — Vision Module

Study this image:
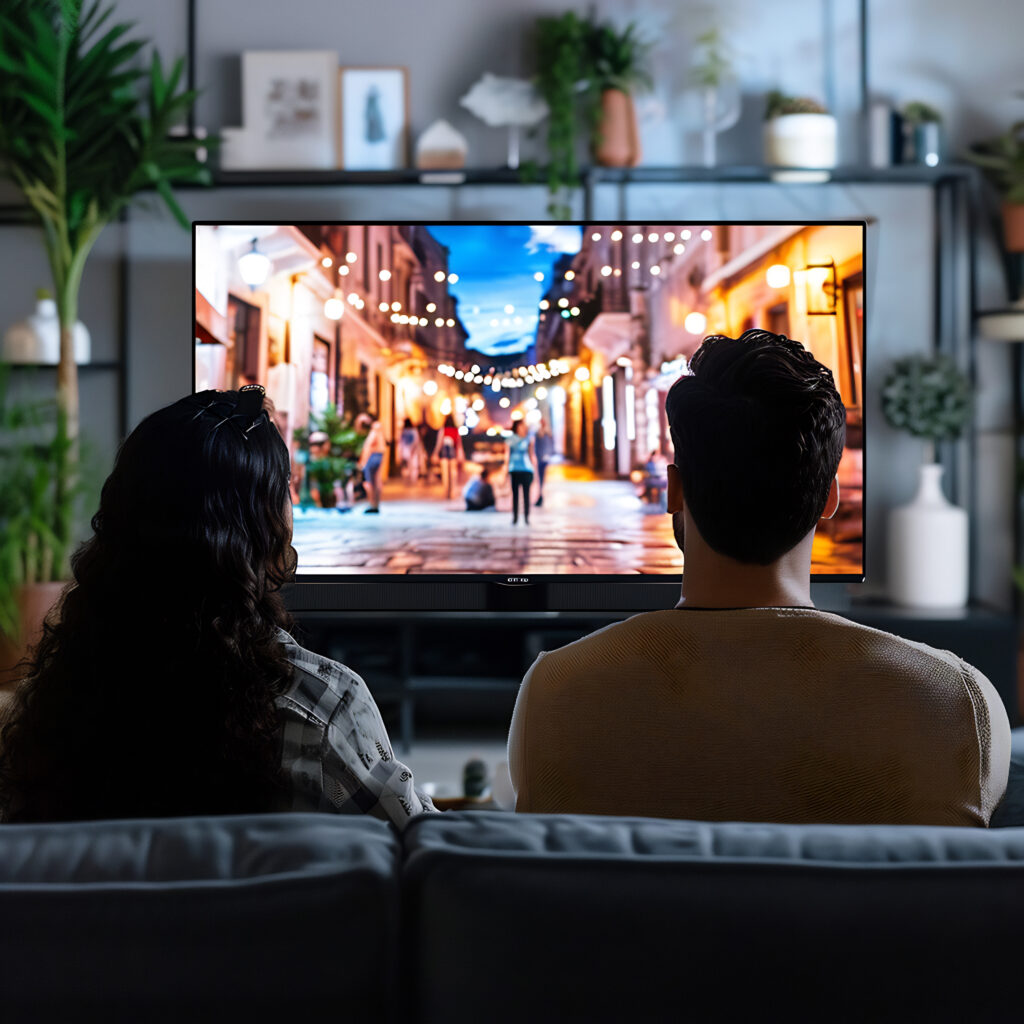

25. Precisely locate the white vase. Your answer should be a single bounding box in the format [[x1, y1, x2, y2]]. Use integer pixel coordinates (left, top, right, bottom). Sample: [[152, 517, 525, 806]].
[[887, 462, 968, 608], [2, 298, 90, 365]]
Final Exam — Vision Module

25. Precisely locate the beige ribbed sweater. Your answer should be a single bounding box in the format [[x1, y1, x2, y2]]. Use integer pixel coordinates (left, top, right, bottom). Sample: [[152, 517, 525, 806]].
[[508, 608, 1010, 826]]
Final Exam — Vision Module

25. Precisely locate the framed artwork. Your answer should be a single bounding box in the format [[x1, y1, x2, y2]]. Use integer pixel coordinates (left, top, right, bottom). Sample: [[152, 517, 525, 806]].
[[339, 66, 409, 170], [242, 51, 338, 169]]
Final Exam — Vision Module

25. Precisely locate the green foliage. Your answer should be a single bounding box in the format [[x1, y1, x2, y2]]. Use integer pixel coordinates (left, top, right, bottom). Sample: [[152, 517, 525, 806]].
[[0, 366, 96, 636], [530, 12, 652, 219], [588, 20, 653, 95], [0, 0, 210, 329], [880, 355, 972, 444], [764, 90, 829, 120], [533, 11, 591, 221], [902, 101, 942, 125], [293, 403, 366, 506], [690, 28, 732, 89], [964, 121, 1024, 204]]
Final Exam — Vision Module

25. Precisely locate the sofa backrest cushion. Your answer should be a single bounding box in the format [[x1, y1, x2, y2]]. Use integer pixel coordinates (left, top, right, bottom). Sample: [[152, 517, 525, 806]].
[[404, 811, 1024, 1023], [0, 813, 400, 1023]]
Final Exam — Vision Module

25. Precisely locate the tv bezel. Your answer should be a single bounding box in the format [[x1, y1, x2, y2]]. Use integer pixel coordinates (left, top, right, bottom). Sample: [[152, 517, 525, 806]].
[[192, 218, 867, 612]]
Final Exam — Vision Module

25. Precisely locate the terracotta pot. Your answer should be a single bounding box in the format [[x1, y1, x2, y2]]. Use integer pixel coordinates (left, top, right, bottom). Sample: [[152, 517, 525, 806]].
[[0, 581, 66, 687], [593, 89, 641, 168], [1002, 202, 1024, 253]]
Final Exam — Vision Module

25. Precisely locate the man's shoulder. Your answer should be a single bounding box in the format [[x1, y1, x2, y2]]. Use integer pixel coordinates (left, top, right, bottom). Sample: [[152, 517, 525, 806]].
[[534, 607, 984, 688]]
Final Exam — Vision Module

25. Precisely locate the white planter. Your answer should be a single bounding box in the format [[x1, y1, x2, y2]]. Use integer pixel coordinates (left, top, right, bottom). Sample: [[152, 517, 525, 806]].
[[887, 462, 968, 608], [764, 114, 837, 182], [2, 298, 90, 365]]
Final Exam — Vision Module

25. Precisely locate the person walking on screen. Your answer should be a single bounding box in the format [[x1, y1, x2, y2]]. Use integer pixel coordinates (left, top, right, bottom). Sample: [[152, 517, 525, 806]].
[[398, 416, 426, 484], [357, 413, 387, 514], [463, 466, 496, 511], [507, 329, 1010, 827], [433, 413, 463, 499], [503, 419, 538, 525], [533, 418, 554, 507]]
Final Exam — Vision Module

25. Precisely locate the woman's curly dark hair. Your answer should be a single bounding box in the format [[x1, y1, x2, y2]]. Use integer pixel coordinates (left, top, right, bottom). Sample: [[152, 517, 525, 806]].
[[0, 389, 299, 822]]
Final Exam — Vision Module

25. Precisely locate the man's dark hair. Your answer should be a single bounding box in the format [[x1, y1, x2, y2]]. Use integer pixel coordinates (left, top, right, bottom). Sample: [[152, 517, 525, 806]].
[[665, 329, 846, 565]]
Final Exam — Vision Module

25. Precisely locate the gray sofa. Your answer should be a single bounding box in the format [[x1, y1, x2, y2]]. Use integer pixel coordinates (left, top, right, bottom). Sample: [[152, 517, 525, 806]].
[[3, 807, 1024, 1023]]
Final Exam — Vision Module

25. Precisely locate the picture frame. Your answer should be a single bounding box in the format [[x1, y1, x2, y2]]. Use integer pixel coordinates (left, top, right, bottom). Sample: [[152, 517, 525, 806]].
[[339, 66, 410, 170], [242, 50, 339, 169]]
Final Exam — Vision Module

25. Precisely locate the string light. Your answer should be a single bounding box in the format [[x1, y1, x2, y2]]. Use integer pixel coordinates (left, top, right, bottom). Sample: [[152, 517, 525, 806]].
[[379, 269, 391, 281], [610, 229, 623, 241], [321, 256, 333, 268]]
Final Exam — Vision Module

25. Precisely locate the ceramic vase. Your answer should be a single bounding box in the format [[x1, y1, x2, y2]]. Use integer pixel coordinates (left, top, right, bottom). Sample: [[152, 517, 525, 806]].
[[887, 462, 968, 608], [593, 89, 640, 167], [2, 297, 90, 365]]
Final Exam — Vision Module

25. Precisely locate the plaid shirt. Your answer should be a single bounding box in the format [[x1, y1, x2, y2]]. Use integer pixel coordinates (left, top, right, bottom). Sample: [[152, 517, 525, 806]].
[[276, 629, 436, 829]]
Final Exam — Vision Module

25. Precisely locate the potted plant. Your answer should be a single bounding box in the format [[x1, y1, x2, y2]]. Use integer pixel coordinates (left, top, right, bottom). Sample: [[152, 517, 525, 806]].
[[763, 91, 837, 175], [881, 355, 973, 608], [0, 0, 208, 643], [965, 120, 1024, 253], [529, 13, 652, 217], [902, 101, 943, 166], [587, 18, 652, 168], [0, 365, 94, 681]]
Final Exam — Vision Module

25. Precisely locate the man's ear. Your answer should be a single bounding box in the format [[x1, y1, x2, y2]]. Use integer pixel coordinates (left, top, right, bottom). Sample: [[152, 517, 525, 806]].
[[667, 463, 684, 514], [821, 476, 840, 521]]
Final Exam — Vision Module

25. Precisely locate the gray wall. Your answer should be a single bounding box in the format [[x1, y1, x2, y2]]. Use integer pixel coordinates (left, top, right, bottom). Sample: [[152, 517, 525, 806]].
[[2, 0, 1022, 605]]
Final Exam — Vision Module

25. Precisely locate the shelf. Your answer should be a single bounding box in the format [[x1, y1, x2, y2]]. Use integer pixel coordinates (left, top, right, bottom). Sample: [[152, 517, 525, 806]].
[[6, 361, 121, 371], [206, 163, 977, 190]]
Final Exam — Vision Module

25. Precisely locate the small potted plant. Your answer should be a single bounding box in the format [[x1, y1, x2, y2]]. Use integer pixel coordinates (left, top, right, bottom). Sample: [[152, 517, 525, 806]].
[[965, 120, 1024, 253], [902, 101, 943, 166], [763, 91, 837, 176], [881, 355, 973, 608], [587, 18, 652, 168]]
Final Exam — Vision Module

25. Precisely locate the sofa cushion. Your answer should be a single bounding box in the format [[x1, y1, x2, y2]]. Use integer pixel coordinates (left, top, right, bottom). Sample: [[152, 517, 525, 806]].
[[405, 811, 1024, 1023], [0, 813, 400, 1023]]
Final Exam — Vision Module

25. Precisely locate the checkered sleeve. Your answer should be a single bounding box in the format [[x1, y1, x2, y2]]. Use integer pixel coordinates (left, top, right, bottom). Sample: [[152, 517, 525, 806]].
[[277, 631, 437, 829]]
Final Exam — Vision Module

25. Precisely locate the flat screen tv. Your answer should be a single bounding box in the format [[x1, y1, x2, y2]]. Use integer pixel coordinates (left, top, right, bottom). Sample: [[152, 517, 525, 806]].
[[193, 220, 865, 612]]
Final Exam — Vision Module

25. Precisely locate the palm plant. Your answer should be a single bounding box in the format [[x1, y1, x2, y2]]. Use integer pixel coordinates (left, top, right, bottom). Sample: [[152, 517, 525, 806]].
[[0, 0, 208, 440], [0, 0, 208, 585]]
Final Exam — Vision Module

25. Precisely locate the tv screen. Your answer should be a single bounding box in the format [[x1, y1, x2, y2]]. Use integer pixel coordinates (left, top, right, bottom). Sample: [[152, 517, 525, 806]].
[[193, 221, 864, 611]]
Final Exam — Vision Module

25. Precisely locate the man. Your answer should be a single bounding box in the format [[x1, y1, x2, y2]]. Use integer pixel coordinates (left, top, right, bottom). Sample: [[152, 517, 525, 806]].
[[508, 330, 1010, 826]]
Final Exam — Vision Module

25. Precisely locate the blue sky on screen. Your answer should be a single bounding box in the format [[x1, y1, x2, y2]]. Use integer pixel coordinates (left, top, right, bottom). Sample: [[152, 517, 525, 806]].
[[428, 224, 583, 357]]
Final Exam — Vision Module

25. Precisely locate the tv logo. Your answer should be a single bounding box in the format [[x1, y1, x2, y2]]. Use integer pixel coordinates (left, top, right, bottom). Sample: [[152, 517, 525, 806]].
[[506, 577, 530, 584]]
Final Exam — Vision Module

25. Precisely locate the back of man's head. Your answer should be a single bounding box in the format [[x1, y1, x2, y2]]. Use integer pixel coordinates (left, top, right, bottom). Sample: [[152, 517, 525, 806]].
[[665, 329, 846, 565]]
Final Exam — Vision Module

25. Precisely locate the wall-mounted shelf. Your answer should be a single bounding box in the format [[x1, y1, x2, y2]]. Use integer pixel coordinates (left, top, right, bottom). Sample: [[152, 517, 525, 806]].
[[207, 163, 975, 191]]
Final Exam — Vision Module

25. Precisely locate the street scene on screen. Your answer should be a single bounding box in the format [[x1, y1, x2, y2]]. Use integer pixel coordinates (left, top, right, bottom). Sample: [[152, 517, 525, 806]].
[[195, 223, 864, 575]]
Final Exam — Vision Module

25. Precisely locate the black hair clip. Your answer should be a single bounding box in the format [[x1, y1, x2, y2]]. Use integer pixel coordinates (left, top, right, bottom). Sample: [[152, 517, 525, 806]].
[[237, 384, 267, 439], [237, 383, 266, 419]]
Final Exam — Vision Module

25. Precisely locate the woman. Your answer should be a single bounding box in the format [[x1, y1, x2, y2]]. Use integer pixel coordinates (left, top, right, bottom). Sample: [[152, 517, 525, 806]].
[[0, 387, 433, 827], [503, 419, 538, 526], [433, 413, 463, 499], [357, 413, 388, 514], [398, 416, 425, 484]]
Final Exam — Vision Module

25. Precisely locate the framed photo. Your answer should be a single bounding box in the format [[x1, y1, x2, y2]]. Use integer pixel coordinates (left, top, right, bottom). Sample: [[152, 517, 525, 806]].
[[339, 66, 409, 170], [242, 51, 338, 169]]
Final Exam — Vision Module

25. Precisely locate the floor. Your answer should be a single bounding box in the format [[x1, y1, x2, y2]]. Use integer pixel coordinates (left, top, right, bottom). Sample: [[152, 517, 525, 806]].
[[403, 737, 513, 807]]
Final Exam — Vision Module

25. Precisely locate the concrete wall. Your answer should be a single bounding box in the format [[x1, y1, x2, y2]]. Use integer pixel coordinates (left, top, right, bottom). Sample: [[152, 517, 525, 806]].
[[2, 0, 1021, 604]]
